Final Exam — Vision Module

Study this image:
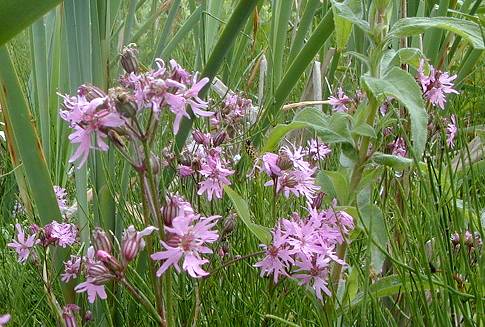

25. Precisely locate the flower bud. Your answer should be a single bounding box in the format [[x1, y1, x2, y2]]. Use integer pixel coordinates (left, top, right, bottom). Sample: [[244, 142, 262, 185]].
[[88, 263, 113, 283], [212, 131, 227, 147], [162, 147, 175, 164], [192, 130, 210, 145], [96, 250, 124, 273], [121, 226, 139, 263], [83, 311, 93, 323], [451, 232, 460, 247], [78, 84, 106, 101], [221, 212, 236, 239], [150, 155, 160, 175], [120, 44, 139, 74], [92, 228, 112, 254], [62, 304, 80, 327], [162, 198, 179, 227]]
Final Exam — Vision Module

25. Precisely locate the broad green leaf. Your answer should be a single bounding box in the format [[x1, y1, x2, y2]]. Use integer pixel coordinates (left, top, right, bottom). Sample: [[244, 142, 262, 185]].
[[333, 9, 353, 50], [293, 109, 353, 145], [262, 108, 354, 152], [224, 186, 272, 244], [351, 122, 377, 139], [0, 47, 61, 224], [317, 170, 350, 205], [0, 0, 62, 46], [371, 152, 414, 170], [388, 17, 485, 49], [331, 0, 370, 34], [362, 67, 428, 159], [381, 48, 426, 74]]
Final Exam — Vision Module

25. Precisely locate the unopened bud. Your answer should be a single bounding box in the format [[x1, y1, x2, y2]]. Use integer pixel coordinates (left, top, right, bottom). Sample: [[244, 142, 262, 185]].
[[221, 212, 237, 239], [212, 131, 227, 147], [192, 130, 210, 145], [121, 226, 139, 263], [451, 232, 460, 247], [276, 153, 293, 170], [62, 304, 80, 327], [83, 311, 93, 323], [88, 263, 113, 283], [162, 147, 175, 164], [150, 155, 160, 175], [162, 198, 179, 227], [92, 228, 112, 254], [120, 43, 139, 74], [96, 250, 124, 273], [78, 84, 106, 101]]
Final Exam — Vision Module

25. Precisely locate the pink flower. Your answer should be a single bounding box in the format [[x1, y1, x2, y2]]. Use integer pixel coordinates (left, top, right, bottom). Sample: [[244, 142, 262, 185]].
[[266, 169, 320, 201], [292, 255, 332, 300], [62, 304, 80, 327], [169, 59, 192, 84], [417, 59, 459, 109], [389, 137, 407, 157], [254, 227, 294, 283], [305, 139, 331, 161], [446, 114, 457, 148], [151, 213, 219, 278], [75, 279, 107, 303], [44, 221, 78, 248], [7, 224, 38, 263], [178, 164, 194, 177], [328, 87, 351, 112], [197, 156, 234, 201], [166, 75, 214, 134], [0, 314, 10, 326], [261, 153, 282, 177], [61, 255, 82, 282], [60, 93, 125, 168]]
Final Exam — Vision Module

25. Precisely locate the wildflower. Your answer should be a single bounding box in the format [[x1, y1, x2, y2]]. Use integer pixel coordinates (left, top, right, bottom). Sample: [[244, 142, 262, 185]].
[[267, 169, 320, 200], [59, 91, 125, 168], [75, 279, 108, 303], [92, 227, 113, 254], [151, 213, 219, 278], [292, 255, 332, 300], [161, 194, 194, 227], [165, 74, 214, 134], [121, 225, 158, 262], [197, 155, 234, 201], [389, 137, 407, 157], [44, 221, 77, 248], [169, 59, 192, 84], [54, 185, 69, 214], [305, 139, 331, 161], [261, 152, 283, 177], [178, 164, 194, 177], [0, 314, 10, 327], [446, 114, 457, 148], [62, 304, 80, 327], [254, 227, 294, 283], [7, 224, 38, 263], [328, 87, 351, 112], [61, 255, 82, 282], [417, 59, 459, 109]]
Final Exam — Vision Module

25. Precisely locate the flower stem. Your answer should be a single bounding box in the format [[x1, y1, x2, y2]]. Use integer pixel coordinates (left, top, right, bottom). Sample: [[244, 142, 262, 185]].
[[121, 278, 163, 325]]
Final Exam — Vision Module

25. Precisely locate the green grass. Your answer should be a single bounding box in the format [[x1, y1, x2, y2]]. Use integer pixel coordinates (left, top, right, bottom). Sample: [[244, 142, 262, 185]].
[[0, 0, 484, 326]]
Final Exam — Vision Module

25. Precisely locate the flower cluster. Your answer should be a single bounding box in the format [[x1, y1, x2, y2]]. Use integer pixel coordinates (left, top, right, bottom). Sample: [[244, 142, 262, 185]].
[[71, 225, 156, 303], [7, 220, 77, 263], [152, 198, 219, 278], [119, 45, 213, 134], [177, 132, 234, 201], [445, 114, 457, 148], [259, 143, 323, 201], [59, 86, 125, 168], [417, 59, 459, 109], [389, 137, 407, 158], [254, 203, 354, 300], [211, 92, 253, 134], [0, 314, 10, 327]]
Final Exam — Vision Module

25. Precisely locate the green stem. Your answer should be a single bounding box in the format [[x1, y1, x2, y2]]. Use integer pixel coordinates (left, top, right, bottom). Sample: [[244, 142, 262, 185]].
[[139, 172, 166, 325]]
